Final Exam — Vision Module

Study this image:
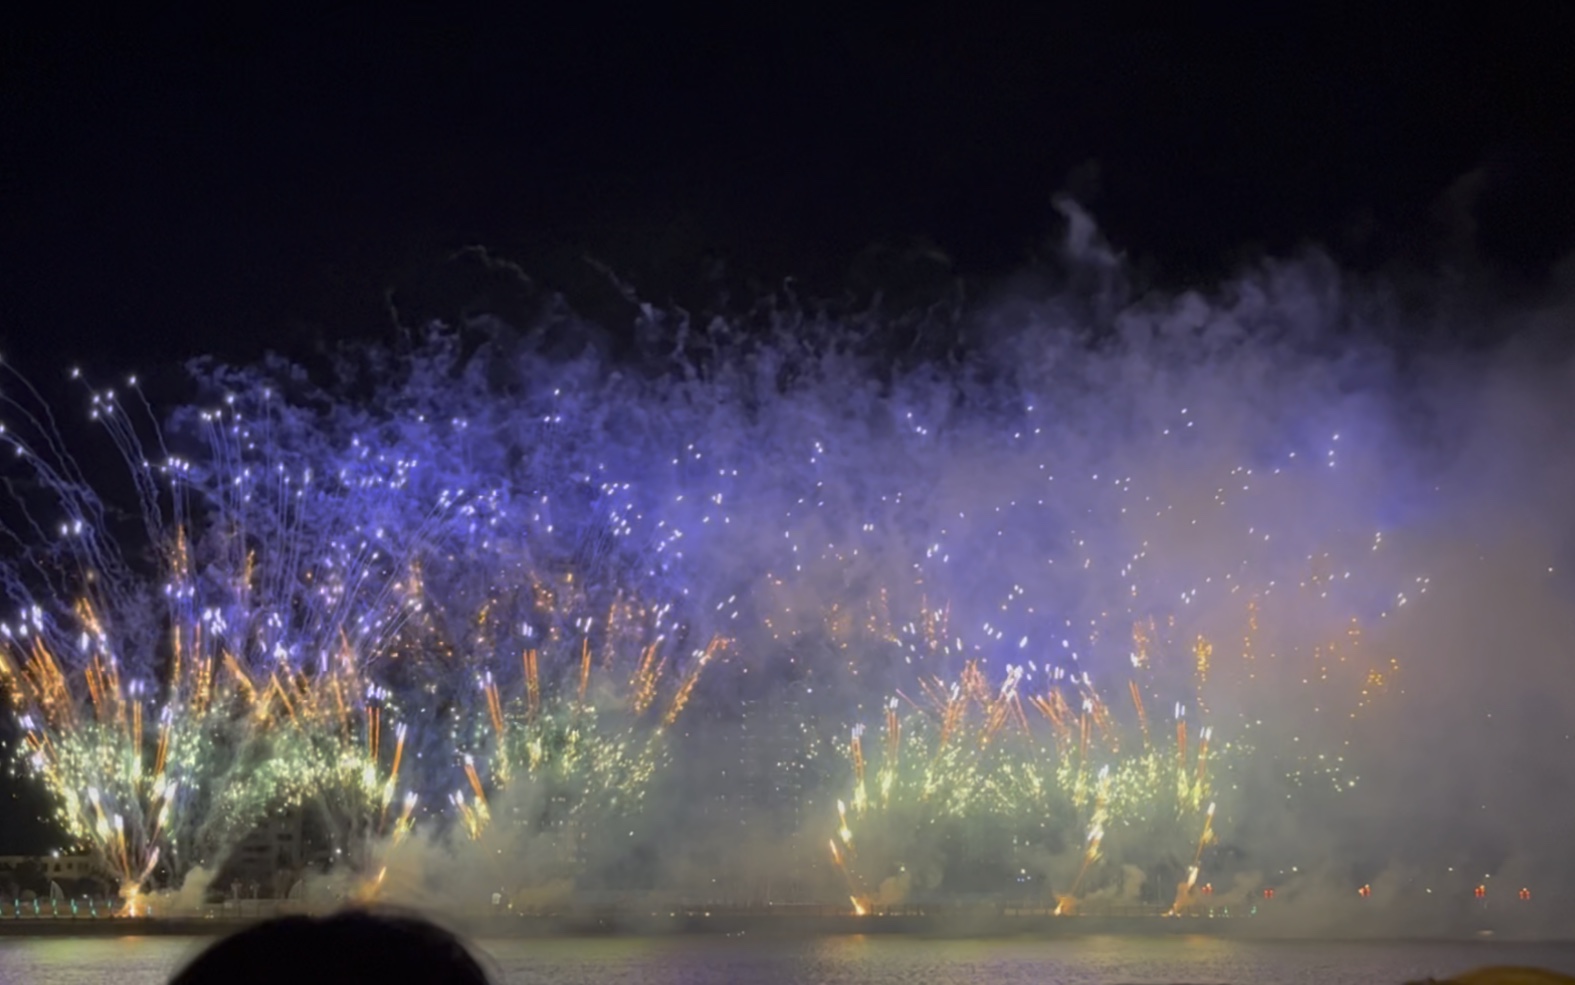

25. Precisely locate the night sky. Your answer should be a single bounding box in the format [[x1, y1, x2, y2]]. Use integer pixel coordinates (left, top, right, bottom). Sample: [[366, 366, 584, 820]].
[[1, 5, 1574, 854], [5, 4, 1574, 372]]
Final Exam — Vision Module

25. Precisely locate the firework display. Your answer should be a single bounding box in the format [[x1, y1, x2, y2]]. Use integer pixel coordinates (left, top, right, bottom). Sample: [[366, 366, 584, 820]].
[[814, 582, 1390, 913], [447, 589, 725, 851], [0, 363, 731, 909], [0, 373, 452, 906], [0, 276, 1457, 919], [827, 656, 1218, 912]]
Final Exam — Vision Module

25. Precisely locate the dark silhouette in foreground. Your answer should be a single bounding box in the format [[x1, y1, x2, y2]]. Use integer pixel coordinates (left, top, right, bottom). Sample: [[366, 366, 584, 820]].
[[169, 909, 494, 985]]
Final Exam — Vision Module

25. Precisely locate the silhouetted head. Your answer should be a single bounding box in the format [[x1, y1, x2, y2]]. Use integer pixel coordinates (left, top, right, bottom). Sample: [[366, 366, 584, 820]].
[[169, 908, 494, 985]]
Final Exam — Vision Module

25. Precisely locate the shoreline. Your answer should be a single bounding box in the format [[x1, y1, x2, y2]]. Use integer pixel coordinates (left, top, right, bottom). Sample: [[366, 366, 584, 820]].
[[0, 912, 1564, 941]]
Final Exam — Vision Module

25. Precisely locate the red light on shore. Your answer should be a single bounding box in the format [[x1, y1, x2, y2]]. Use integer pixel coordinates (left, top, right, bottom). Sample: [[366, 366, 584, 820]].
[[1474, 885, 1486, 899], [1202, 883, 1213, 896], [1358, 884, 1371, 898], [1519, 888, 1531, 901], [1262, 888, 1275, 900]]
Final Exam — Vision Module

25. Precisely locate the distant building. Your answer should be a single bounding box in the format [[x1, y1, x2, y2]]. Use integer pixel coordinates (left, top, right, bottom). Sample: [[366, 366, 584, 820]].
[[0, 854, 113, 895], [216, 811, 306, 898]]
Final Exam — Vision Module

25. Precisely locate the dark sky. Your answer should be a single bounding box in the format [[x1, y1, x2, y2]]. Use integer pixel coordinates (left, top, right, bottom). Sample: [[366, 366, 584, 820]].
[[3, 3, 1574, 372]]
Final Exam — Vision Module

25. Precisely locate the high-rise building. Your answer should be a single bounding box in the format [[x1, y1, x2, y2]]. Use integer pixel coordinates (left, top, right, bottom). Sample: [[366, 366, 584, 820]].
[[691, 681, 824, 904]]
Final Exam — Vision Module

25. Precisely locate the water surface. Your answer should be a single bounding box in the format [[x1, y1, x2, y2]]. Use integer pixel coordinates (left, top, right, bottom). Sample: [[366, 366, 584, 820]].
[[3, 935, 1574, 985]]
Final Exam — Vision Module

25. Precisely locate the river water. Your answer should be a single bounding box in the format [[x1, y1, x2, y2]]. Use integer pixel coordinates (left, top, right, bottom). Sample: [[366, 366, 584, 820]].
[[2, 935, 1574, 985]]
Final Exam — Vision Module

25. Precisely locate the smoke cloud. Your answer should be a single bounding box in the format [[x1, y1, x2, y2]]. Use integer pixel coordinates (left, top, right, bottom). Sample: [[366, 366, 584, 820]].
[[10, 199, 1574, 937]]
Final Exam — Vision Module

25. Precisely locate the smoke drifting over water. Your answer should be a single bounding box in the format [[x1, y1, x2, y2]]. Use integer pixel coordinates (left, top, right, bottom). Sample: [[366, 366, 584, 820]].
[[4, 204, 1574, 935]]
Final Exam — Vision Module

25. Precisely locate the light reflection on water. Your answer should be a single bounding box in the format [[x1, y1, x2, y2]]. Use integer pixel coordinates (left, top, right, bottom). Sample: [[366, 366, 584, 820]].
[[3, 935, 1575, 985], [0, 937, 195, 985]]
